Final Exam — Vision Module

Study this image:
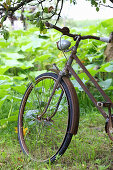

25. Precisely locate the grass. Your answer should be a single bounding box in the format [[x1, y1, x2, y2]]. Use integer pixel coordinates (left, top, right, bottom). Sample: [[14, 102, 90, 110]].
[[0, 109, 112, 170]]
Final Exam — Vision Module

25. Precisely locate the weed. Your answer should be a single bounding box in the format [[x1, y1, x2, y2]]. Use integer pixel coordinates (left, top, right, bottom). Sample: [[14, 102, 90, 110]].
[[0, 111, 112, 169]]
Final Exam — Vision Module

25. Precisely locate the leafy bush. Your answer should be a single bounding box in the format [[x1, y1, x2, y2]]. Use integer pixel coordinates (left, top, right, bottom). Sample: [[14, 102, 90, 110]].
[[0, 18, 113, 128]]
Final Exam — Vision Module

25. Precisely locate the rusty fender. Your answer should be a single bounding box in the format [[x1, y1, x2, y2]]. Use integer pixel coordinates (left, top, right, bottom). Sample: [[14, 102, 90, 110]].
[[62, 76, 80, 135]]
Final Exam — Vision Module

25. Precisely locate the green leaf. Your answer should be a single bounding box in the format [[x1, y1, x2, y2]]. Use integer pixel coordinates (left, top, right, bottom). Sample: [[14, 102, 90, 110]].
[[105, 65, 113, 72], [0, 80, 7, 85], [20, 61, 34, 69], [98, 79, 112, 90], [98, 63, 110, 72], [0, 95, 11, 108], [0, 66, 10, 75], [29, 70, 46, 77], [96, 7, 99, 12], [1, 52, 24, 59], [3, 29, 9, 40], [21, 43, 33, 51], [0, 75, 11, 81], [0, 90, 9, 98], [35, 54, 51, 62], [44, 7, 49, 13], [6, 0, 11, 5], [0, 84, 11, 90], [71, 79, 87, 91], [11, 85, 26, 94], [0, 114, 18, 126]]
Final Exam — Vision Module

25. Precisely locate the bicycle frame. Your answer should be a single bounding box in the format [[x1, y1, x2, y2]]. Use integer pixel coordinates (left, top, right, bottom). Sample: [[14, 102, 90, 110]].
[[66, 53, 113, 120], [64, 35, 113, 120], [38, 22, 113, 137], [43, 35, 113, 121]]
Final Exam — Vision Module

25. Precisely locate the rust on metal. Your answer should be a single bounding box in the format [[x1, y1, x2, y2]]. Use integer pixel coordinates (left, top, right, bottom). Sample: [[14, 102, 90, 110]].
[[72, 54, 113, 108], [62, 76, 80, 135], [38, 74, 62, 118], [67, 65, 108, 119]]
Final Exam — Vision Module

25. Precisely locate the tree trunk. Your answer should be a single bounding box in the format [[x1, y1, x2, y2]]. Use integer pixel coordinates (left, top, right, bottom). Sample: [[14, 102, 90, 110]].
[[105, 32, 113, 62]]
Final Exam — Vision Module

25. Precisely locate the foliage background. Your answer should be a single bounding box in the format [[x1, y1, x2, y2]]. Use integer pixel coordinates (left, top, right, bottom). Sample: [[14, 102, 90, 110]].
[[0, 0, 113, 40], [0, 18, 113, 169], [0, 18, 113, 128]]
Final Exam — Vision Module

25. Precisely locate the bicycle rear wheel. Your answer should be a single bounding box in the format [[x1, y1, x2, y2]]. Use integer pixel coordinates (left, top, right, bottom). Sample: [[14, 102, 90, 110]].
[[18, 72, 74, 162], [106, 115, 113, 141]]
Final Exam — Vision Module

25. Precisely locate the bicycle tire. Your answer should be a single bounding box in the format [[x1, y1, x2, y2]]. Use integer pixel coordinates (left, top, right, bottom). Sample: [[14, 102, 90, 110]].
[[18, 72, 76, 163]]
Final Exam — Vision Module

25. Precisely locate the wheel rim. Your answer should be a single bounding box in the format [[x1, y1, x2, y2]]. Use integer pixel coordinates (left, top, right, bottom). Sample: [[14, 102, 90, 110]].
[[18, 75, 70, 162]]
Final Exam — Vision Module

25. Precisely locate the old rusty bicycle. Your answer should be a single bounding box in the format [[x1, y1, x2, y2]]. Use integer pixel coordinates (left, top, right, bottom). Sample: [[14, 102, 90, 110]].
[[18, 22, 113, 163]]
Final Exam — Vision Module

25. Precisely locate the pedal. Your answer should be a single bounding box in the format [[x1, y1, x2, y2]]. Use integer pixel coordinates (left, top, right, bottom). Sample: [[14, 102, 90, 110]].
[[97, 102, 111, 108]]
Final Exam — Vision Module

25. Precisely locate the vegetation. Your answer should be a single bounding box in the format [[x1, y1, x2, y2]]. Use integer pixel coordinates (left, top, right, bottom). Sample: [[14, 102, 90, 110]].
[[0, 0, 113, 40], [0, 18, 113, 169], [0, 112, 112, 169]]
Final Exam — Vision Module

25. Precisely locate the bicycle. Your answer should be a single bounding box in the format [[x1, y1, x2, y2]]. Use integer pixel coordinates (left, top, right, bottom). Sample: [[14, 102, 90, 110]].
[[18, 22, 113, 163]]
